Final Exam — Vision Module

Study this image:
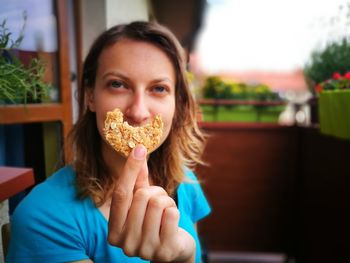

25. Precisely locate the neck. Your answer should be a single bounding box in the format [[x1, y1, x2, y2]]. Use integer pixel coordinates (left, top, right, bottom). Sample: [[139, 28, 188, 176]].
[[101, 141, 154, 189]]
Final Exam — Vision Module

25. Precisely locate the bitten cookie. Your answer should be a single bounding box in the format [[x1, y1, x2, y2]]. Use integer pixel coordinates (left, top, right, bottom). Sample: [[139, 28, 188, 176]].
[[103, 108, 163, 157]]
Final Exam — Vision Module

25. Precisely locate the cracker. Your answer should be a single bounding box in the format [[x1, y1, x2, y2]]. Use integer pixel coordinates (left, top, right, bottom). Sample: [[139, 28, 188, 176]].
[[103, 108, 163, 157]]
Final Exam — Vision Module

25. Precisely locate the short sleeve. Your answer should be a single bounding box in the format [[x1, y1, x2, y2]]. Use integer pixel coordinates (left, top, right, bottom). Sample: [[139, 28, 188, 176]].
[[182, 169, 211, 223], [6, 182, 90, 262]]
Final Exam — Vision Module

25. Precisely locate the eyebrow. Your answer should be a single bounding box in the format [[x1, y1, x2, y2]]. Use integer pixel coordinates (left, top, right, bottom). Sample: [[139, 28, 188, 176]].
[[150, 77, 174, 85], [102, 71, 131, 81], [102, 71, 174, 84]]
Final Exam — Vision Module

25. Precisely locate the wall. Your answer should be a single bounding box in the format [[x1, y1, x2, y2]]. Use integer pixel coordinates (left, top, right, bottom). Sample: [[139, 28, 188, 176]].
[[295, 128, 350, 263], [106, 0, 149, 28], [81, 0, 149, 58], [196, 123, 298, 254], [196, 124, 350, 262], [150, 0, 206, 52]]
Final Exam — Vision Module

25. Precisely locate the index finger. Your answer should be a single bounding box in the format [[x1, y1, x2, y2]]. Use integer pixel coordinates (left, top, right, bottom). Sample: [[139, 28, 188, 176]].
[[117, 144, 147, 193], [108, 145, 147, 244], [134, 159, 150, 191]]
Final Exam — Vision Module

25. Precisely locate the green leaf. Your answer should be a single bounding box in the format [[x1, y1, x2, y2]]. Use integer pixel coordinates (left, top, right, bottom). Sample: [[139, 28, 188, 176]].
[[0, 14, 52, 105]]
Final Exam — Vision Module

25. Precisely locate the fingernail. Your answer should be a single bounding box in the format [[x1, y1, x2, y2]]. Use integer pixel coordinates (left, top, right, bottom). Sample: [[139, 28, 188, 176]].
[[133, 145, 146, 160]]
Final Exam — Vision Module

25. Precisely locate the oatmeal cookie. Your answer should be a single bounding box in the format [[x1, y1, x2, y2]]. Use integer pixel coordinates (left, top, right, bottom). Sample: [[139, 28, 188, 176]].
[[103, 108, 163, 157]]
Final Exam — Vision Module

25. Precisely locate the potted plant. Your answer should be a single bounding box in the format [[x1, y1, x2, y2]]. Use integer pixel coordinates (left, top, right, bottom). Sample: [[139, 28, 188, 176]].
[[0, 16, 50, 105], [304, 38, 350, 91], [304, 34, 350, 140], [315, 72, 350, 140]]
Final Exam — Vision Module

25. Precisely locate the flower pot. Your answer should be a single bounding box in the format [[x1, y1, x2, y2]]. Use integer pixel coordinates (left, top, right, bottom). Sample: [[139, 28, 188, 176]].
[[319, 90, 350, 140]]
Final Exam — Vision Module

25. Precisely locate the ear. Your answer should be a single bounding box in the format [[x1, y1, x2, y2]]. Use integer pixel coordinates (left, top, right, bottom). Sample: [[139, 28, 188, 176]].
[[86, 88, 96, 112]]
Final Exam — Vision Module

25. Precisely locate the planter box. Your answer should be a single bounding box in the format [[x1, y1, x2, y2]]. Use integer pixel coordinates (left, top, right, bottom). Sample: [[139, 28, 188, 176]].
[[200, 105, 285, 123], [319, 90, 350, 140]]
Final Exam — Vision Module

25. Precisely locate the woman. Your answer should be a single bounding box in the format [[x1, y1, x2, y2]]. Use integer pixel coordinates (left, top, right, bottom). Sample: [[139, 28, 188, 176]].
[[7, 21, 210, 263]]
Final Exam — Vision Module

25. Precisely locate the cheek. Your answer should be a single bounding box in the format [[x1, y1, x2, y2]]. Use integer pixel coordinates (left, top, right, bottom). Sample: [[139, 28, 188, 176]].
[[93, 93, 118, 138], [95, 110, 106, 140], [161, 104, 176, 139], [94, 102, 113, 140]]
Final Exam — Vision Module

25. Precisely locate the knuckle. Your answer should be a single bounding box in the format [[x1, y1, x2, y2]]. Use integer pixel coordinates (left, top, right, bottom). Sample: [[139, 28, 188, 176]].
[[150, 185, 167, 195], [148, 196, 166, 209], [168, 197, 177, 207], [155, 247, 174, 262], [123, 245, 137, 257], [107, 233, 121, 246], [123, 237, 141, 258], [148, 195, 176, 210], [165, 206, 180, 220], [139, 244, 153, 260], [113, 187, 130, 202], [133, 188, 150, 202]]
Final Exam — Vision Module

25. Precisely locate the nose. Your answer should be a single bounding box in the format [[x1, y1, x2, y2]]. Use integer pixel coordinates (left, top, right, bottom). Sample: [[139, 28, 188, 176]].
[[124, 91, 151, 126]]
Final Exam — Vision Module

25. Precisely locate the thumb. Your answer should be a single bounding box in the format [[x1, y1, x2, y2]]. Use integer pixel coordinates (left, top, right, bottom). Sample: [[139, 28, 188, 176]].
[[134, 159, 150, 191]]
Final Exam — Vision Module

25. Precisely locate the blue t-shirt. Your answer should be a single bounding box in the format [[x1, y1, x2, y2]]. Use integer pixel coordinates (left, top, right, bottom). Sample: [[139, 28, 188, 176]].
[[6, 166, 211, 263]]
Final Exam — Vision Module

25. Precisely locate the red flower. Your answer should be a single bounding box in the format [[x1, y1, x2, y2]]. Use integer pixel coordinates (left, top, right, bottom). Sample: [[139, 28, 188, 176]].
[[315, 84, 323, 93], [332, 72, 342, 80], [344, 71, 350, 80]]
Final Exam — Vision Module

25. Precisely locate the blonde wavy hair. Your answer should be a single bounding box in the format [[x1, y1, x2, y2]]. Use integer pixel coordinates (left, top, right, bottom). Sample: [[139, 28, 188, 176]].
[[68, 21, 206, 207]]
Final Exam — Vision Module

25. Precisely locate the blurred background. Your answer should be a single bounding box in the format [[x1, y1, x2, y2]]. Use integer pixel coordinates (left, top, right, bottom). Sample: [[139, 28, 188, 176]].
[[1, 0, 350, 262]]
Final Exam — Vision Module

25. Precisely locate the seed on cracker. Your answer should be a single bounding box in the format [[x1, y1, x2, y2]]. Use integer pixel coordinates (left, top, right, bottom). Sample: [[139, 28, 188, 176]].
[[128, 141, 136, 148]]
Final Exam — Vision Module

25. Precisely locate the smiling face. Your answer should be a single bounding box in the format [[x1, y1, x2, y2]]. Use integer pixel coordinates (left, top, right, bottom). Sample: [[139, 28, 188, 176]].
[[87, 38, 176, 157]]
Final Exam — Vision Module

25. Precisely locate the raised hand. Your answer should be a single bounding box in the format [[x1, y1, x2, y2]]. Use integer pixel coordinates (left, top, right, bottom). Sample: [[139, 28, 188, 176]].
[[108, 145, 195, 262]]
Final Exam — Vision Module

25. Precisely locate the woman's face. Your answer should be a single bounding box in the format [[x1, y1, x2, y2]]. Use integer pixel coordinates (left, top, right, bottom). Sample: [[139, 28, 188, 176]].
[[88, 38, 176, 156]]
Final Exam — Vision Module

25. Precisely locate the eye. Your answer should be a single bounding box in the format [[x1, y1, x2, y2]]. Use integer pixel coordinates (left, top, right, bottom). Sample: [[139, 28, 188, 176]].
[[152, 85, 168, 94], [109, 80, 125, 89], [154, 86, 165, 92]]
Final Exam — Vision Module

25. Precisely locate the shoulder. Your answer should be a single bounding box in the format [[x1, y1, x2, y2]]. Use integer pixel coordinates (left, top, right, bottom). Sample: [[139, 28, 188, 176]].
[[11, 166, 82, 224], [177, 168, 211, 222], [43, 165, 77, 192], [25, 166, 76, 203], [183, 167, 198, 181], [7, 166, 95, 261], [180, 168, 204, 200]]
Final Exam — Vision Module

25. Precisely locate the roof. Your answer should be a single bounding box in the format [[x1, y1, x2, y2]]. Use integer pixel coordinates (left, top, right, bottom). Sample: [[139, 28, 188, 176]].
[[219, 70, 308, 92]]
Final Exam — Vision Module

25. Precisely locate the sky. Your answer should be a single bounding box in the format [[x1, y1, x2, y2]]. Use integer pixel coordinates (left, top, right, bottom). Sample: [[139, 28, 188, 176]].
[[195, 0, 349, 73]]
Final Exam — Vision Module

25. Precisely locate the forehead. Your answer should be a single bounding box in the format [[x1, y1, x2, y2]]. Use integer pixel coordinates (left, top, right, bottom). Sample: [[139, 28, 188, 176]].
[[97, 38, 176, 80]]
